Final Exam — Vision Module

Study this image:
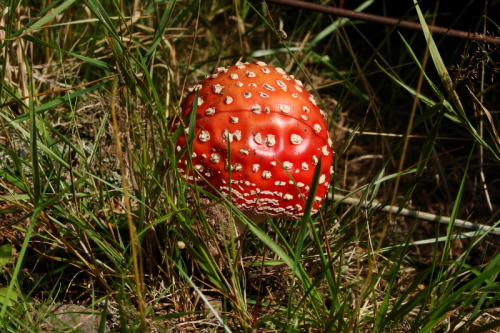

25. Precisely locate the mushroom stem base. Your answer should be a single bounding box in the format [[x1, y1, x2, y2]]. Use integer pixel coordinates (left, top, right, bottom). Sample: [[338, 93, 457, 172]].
[[234, 211, 267, 235]]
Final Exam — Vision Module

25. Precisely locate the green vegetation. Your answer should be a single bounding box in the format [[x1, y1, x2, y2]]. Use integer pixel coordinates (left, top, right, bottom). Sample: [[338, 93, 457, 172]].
[[0, 0, 498, 331]]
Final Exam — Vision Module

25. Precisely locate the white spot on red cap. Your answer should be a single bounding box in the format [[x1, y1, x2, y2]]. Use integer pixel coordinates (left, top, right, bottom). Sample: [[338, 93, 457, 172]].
[[190, 84, 202, 92], [246, 70, 256, 78], [283, 161, 293, 170], [322, 145, 330, 156], [254, 132, 263, 144], [251, 104, 261, 114], [205, 107, 215, 116], [252, 164, 260, 172], [262, 170, 272, 179], [199, 130, 210, 142], [314, 124, 322, 133], [210, 153, 220, 163], [224, 96, 233, 104], [309, 95, 317, 105], [212, 84, 224, 94], [222, 129, 241, 142], [278, 104, 291, 114], [243, 91, 252, 98], [290, 134, 303, 145], [262, 84, 275, 91], [222, 129, 231, 142], [265, 134, 276, 147], [276, 80, 287, 91]]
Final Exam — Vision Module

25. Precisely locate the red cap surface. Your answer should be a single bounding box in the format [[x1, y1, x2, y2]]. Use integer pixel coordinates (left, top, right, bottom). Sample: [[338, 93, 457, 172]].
[[176, 62, 334, 219]]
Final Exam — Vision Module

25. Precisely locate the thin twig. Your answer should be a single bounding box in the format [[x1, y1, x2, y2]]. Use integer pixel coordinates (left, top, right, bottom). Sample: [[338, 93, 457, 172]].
[[478, 2, 494, 212], [109, 78, 147, 331], [331, 194, 500, 236], [265, 0, 500, 45]]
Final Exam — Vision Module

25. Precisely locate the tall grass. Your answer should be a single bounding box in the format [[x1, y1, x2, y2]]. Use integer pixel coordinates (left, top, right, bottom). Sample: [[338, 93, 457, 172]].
[[0, 0, 499, 332]]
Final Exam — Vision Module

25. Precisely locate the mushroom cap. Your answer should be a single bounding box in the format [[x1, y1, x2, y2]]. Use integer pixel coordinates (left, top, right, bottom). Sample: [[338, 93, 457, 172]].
[[176, 62, 334, 219]]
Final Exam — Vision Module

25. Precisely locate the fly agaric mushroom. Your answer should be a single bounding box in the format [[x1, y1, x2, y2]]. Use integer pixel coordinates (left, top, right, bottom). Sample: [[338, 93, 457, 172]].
[[176, 62, 334, 226]]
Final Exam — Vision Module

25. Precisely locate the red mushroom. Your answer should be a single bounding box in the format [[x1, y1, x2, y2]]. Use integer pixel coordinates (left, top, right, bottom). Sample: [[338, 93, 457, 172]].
[[176, 62, 334, 224]]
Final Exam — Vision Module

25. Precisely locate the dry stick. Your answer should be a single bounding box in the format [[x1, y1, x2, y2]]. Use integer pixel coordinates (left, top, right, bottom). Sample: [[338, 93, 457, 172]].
[[331, 194, 500, 237], [109, 79, 147, 331], [265, 0, 500, 45], [478, 3, 494, 212]]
